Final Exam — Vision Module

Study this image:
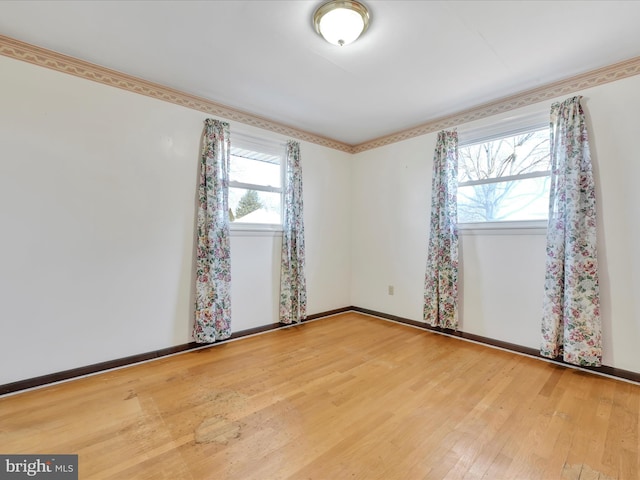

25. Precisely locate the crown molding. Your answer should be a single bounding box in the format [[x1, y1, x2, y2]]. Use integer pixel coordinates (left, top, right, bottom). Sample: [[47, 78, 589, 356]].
[[2, 34, 640, 155], [0, 35, 353, 153], [352, 55, 640, 153]]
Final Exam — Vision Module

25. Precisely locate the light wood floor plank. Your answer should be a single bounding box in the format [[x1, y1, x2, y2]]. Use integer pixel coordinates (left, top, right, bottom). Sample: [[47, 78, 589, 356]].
[[1, 313, 638, 479]]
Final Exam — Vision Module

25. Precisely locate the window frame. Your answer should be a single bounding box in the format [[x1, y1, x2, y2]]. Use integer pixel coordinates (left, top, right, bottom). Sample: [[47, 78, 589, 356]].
[[228, 133, 286, 233], [456, 110, 550, 233]]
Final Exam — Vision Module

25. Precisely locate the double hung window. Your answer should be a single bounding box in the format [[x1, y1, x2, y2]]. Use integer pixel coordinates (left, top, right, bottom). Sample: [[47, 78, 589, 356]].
[[229, 135, 284, 229], [457, 125, 551, 225]]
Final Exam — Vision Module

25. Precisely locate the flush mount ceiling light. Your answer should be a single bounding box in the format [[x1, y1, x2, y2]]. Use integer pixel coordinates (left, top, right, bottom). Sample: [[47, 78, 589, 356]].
[[313, 0, 370, 47]]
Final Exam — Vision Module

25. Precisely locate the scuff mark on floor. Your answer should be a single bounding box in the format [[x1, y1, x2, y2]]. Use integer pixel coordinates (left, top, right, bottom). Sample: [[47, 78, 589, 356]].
[[561, 462, 615, 480], [194, 415, 242, 445]]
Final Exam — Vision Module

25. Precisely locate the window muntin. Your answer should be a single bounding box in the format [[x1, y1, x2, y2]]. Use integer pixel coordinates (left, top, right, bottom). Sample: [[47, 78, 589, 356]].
[[457, 128, 550, 223], [229, 137, 284, 228]]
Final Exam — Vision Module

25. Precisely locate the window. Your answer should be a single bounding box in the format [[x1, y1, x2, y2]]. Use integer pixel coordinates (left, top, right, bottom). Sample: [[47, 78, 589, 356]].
[[457, 127, 550, 224], [229, 135, 284, 229]]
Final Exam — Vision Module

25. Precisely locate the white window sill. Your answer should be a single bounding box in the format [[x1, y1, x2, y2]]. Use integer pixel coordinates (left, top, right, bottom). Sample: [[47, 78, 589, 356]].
[[458, 220, 547, 235], [230, 224, 283, 237]]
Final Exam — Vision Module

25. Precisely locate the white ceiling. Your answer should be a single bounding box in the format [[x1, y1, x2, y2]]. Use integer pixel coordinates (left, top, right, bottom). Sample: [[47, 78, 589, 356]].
[[1, 1, 640, 146]]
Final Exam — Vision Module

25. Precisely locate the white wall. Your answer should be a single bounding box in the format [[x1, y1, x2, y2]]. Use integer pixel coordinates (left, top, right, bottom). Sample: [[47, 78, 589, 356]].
[[350, 134, 435, 321], [0, 55, 351, 385], [300, 142, 352, 314], [351, 75, 640, 373], [3, 51, 640, 386]]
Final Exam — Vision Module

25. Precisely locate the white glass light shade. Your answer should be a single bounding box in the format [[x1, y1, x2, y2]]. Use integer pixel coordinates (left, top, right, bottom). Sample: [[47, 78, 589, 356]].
[[313, 1, 370, 47], [318, 8, 364, 46]]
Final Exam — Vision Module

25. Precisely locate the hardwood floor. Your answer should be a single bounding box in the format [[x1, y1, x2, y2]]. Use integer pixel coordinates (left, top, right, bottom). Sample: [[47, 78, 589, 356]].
[[1, 313, 638, 479]]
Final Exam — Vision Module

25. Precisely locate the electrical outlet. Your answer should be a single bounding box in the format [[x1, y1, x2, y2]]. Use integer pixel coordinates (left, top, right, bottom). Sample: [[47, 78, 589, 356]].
[[388, 285, 394, 295]]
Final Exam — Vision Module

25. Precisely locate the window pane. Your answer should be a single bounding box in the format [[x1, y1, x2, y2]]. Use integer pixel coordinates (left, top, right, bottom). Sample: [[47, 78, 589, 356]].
[[229, 188, 282, 224], [458, 176, 550, 222], [230, 153, 281, 188], [458, 129, 550, 183]]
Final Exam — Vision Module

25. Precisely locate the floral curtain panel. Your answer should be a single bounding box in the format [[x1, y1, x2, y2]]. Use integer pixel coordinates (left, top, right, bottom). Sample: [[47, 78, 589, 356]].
[[280, 140, 307, 324], [424, 130, 459, 329], [193, 119, 232, 343], [541, 96, 601, 366]]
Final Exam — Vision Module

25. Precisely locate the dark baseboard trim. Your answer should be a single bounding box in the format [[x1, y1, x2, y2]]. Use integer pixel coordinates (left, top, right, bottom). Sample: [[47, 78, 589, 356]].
[[306, 306, 352, 321], [0, 342, 201, 396], [0, 307, 352, 396], [4, 305, 636, 396], [351, 306, 640, 384]]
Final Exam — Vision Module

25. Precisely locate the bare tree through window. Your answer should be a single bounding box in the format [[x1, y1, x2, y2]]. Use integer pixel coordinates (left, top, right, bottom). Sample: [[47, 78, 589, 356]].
[[458, 129, 550, 222]]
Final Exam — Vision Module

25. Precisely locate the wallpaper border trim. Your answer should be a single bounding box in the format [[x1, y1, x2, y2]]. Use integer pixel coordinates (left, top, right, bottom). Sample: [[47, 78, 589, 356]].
[[0, 34, 353, 153], [1, 35, 640, 154], [352, 55, 640, 153]]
